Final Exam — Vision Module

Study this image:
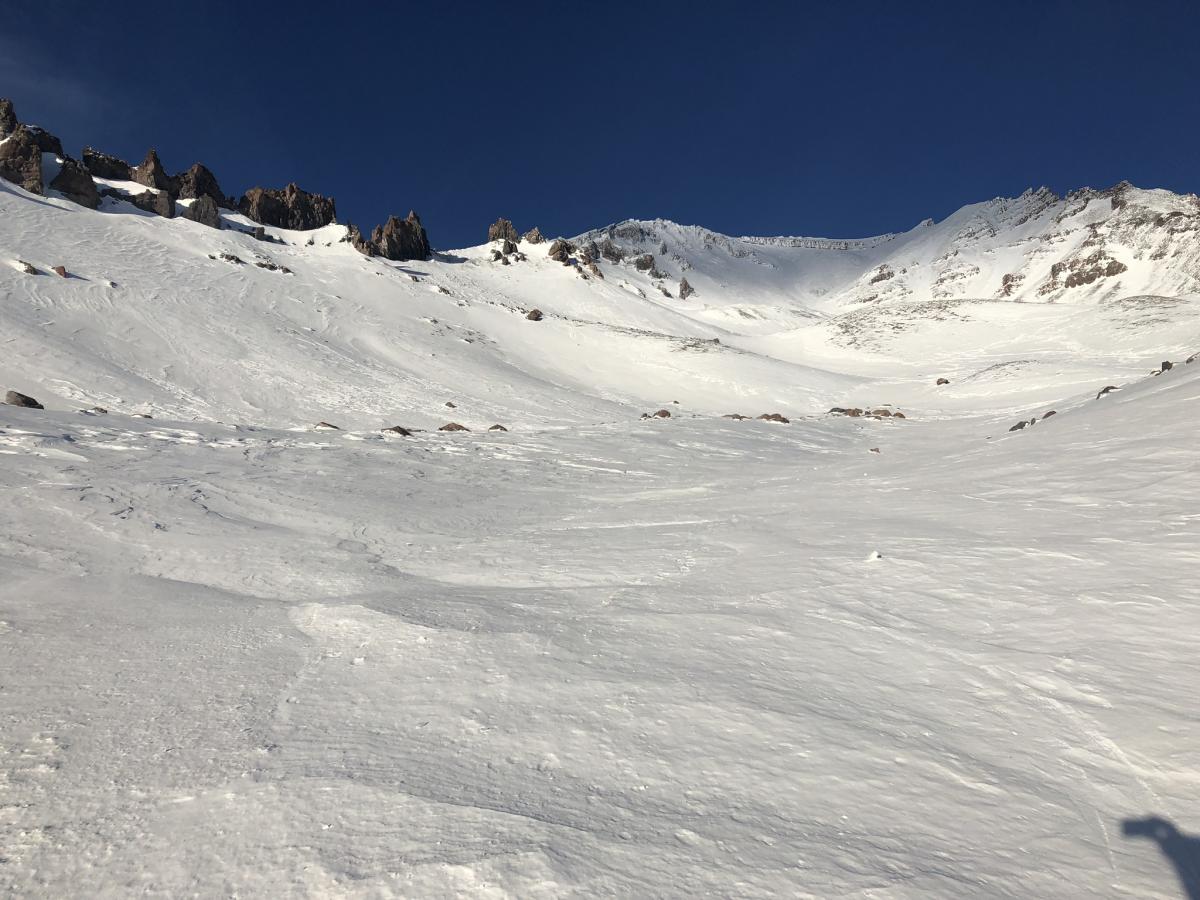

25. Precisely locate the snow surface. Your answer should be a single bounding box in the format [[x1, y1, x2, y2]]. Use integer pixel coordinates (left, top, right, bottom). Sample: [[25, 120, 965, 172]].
[[2, 177, 1200, 897]]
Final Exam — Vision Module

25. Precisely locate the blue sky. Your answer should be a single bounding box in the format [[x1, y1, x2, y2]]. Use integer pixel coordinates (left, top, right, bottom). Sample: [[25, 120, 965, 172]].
[[5, 1, 1199, 248]]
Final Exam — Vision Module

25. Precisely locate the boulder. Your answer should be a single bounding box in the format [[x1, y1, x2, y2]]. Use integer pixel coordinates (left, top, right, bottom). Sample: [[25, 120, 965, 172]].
[[445, 401, 456, 408], [4, 390, 43, 409], [49, 157, 99, 208], [1042, 410, 1057, 418], [82, 147, 132, 181], [758, 413, 790, 423], [128, 189, 175, 218], [488, 218, 519, 243], [52, 265, 68, 278], [488, 424, 508, 432], [439, 422, 469, 432], [501, 238, 518, 256], [547, 239, 574, 264], [1097, 385, 1118, 399], [870, 408, 893, 417], [526, 308, 544, 321], [182, 195, 221, 228], [679, 277, 695, 300], [651, 409, 671, 418], [0, 98, 15, 139], [0, 124, 46, 193], [522, 226, 545, 244], [892, 411, 907, 419], [132, 148, 172, 191], [239, 183, 337, 230], [172, 162, 228, 206], [381, 425, 412, 436], [1161, 360, 1173, 372], [936, 377, 950, 385]]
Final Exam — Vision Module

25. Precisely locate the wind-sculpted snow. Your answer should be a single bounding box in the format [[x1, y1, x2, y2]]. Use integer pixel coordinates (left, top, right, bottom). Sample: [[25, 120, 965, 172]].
[[2, 174, 1200, 897], [2, 362, 1199, 896]]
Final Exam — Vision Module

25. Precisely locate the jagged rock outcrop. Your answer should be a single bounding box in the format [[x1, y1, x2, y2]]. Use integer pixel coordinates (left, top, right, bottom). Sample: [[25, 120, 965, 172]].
[[522, 227, 545, 244], [172, 163, 228, 206], [634, 253, 654, 271], [132, 149, 172, 191], [488, 218, 519, 243], [0, 125, 45, 193], [679, 277, 695, 300], [0, 99, 16, 139], [49, 157, 100, 209], [348, 211, 430, 261], [82, 147, 132, 181], [599, 238, 624, 262], [239, 183, 336, 230], [130, 189, 175, 218], [182, 195, 220, 228], [547, 239, 574, 264]]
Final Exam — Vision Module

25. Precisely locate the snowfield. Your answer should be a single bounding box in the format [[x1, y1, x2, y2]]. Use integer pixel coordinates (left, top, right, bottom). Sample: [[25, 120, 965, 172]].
[[2, 177, 1200, 897]]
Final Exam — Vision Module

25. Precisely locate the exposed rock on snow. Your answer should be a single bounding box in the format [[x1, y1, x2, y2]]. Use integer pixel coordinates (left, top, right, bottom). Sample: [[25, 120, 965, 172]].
[[82, 147, 132, 181], [937, 377, 951, 385], [679, 276, 695, 300], [0, 98, 15, 139], [52, 265, 68, 278], [488, 424, 508, 431], [132, 148, 172, 191], [757, 412, 790, 423], [547, 239, 574, 264], [525, 308, 544, 321], [240, 183, 336, 230], [4, 390, 43, 408], [488, 218, 519, 243], [439, 422, 469, 431], [381, 425, 412, 435], [182, 195, 221, 229], [172, 162, 228, 206], [49, 157, 100, 209], [0, 125, 46, 193], [522, 226, 545, 244]]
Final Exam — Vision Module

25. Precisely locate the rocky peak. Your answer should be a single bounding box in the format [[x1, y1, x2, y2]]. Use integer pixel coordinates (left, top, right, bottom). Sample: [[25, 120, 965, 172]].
[[239, 182, 337, 230], [0, 125, 45, 193], [133, 149, 172, 191], [349, 211, 431, 261], [522, 226, 545, 244], [488, 218, 519, 243], [172, 162, 228, 207]]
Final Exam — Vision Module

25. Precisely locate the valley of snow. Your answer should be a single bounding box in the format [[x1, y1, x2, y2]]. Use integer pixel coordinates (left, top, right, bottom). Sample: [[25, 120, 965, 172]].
[[2, 177, 1199, 898]]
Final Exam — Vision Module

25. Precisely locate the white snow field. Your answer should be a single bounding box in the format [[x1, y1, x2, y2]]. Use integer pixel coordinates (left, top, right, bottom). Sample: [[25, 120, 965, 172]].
[[2, 177, 1200, 897]]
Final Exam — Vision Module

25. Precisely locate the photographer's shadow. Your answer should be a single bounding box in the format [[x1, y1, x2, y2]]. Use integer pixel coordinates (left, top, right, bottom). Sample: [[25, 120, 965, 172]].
[[1123, 816, 1200, 899]]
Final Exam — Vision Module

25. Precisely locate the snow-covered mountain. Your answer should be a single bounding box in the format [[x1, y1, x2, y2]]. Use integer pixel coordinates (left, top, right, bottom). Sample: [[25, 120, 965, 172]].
[[3, 100, 1200, 898]]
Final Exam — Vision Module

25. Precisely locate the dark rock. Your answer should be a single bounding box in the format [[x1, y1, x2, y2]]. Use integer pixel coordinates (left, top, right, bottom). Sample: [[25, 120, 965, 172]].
[[679, 277, 695, 300], [526, 308, 543, 321], [0, 98, 15, 139], [1042, 410, 1057, 418], [758, 413, 790, 423], [869, 447, 881, 453], [381, 425, 412, 436], [25, 125, 63, 156], [634, 253, 654, 271], [585, 261, 604, 279], [522, 227, 545, 244], [125, 189, 175, 218], [547, 239, 574, 264], [579, 240, 599, 263], [132, 149, 172, 191], [0, 124, 46, 193], [52, 265, 68, 278], [82, 147, 132, 180], [172, 162, 228, 206], [501, 238, 518, 256], [439, 422, 469, 432], [240, 182, 337, 230], [892, 412, 907, 419], [488, 424, 508, 432], [182, 195, 221, 228], [600, 239, 624, 262], [652, 409, 671, 418], [1097, 385, 1118, 398], [4, 390, 43, 409], [722, 414, 750, 420], [366, 211, 431, 261], [1161, 360, 1173, 372], [445, 402, 456, 408], [17, 260, 38, 275], [870, 408, 893, 418], [488, 218, 519, 243], [314, 421, 340, 430], [1009, 420, 1028, 431], [937, 377, 951, 385], [49, 157, 99, 209], [1186, 352, 1197, 364], [491, 249, 503, 261]]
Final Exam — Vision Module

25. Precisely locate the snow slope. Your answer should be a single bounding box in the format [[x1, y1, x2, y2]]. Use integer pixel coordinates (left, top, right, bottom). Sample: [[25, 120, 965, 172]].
[[2, 177, 1200, 897]]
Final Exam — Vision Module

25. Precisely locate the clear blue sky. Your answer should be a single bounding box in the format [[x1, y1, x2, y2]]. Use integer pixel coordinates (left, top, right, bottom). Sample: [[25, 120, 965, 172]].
[[4, 1, 1198, 248]]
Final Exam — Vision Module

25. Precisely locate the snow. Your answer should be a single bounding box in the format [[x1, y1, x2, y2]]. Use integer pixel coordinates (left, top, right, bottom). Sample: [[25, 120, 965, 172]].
[[2, 176, 1199, 897]]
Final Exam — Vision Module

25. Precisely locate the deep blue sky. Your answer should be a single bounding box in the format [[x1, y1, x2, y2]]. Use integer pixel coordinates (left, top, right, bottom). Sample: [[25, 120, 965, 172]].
[[4, 1, 1198, 248]]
